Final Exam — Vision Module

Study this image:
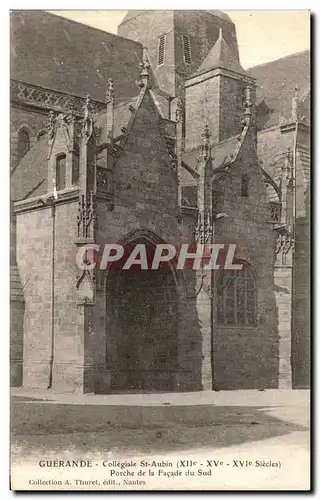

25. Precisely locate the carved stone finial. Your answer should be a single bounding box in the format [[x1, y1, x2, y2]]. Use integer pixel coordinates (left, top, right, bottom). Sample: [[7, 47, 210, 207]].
[[201, 125, 211, 161], [65, 104, 76, 124], [138, 48, 151, 88], [47, 110, 55, 138], [283, 147, 294, 181], [83, 95, 92, 120], [292, 85, 300, 121], [106, 78, 114, 104], [175, 98, 183, 123], [82, 95, 93, 141], [194, 208, 213, 244], [286, 147, 292, 161], [244, 86, 253, 120]]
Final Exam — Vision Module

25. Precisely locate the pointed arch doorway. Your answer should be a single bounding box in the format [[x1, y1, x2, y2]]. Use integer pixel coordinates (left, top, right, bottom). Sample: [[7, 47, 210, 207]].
[[105, 232, 179, 392]]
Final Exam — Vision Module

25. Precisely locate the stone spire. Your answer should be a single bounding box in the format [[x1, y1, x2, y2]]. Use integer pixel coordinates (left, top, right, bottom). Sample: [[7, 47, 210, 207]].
[[82, 95, 93, 142], [106, 78, 114, 142], [196, 28, 245, 75]]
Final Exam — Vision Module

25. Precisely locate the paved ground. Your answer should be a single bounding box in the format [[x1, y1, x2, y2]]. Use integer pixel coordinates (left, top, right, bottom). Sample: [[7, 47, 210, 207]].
[[10, 389, 310, 491]]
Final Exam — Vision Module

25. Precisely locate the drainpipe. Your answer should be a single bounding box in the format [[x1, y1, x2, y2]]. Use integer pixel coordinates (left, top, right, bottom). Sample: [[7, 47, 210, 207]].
[[38, 196, 55, 389], [48, 203, 56, 389], [210, 217, 215, 390], [291, 116, 298, 388]]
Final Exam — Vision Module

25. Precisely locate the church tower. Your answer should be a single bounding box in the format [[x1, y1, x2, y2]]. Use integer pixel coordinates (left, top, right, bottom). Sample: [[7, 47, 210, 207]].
[[184, 27, 256, 149], [118, 10, 256, 147], [118, 10, 241, 100]]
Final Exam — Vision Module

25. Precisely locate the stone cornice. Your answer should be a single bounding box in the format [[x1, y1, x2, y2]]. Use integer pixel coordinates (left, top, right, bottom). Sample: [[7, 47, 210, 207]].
[[10, 79, 106, 116], [279, 119, 310, 133], [13, 187, 80, 214], [185, 67, 255, 88]]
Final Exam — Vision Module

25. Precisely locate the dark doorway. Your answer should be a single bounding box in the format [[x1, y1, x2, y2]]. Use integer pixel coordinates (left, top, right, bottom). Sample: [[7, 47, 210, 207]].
[[105, 243, 178, 392]]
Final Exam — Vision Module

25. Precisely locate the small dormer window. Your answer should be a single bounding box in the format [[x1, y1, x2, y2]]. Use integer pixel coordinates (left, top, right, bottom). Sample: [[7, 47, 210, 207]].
[[56, 153, 66, 191], [182, 35, 192, 65], [241, 174, 249, 197], [158, 34, 166, 66]]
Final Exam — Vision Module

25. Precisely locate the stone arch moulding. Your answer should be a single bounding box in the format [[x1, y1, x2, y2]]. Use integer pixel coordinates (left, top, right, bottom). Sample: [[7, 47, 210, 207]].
[[99, 228, 185, 292], [15, 123, 33, 136]]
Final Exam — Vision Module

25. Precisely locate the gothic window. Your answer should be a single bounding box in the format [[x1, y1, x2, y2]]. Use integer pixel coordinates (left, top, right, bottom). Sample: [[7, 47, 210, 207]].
[[217, 265, 257, 326], [241, 173, 249, 197], [157, 34, 166, 66], [17, 129, 30, 161], [182, 35, 192, 65], [56, 153, 66, 191]]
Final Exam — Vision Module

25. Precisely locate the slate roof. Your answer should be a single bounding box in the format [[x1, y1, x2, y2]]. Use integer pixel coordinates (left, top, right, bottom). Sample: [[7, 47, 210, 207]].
[[182, 134, 241, 176], [95, 99, 137, 141], [248, 50, 310, 130], [10, 10, 143, 104], [180, 163, 198, 187], [120, 10, 232, 25], [195, 29, 246, 76], [11, 135, 48, 202]]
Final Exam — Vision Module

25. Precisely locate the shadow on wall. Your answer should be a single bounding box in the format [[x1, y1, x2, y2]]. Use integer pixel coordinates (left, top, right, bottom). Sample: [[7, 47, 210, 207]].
[[92, 236, 203, 394]]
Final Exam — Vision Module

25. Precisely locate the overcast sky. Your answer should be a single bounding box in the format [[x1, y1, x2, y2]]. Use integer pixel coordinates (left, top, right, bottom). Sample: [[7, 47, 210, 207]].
[[51, 10, 310, 68]]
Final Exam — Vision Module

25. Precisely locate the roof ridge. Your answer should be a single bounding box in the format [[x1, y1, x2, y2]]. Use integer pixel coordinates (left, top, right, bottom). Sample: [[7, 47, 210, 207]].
[[43, 11, 143, 47], [248, 49, 310, 71]]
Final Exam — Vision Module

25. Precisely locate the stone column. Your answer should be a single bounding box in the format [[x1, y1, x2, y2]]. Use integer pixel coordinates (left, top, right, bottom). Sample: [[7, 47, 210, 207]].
[[274, 230, 294, 388], [196, 269, 213, 390]]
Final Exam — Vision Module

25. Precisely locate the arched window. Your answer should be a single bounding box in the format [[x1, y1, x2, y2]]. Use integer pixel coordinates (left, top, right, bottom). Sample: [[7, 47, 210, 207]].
[[17, 129, 30, 161], [56, 153, 66, 191], [217, 265, 257, 325]]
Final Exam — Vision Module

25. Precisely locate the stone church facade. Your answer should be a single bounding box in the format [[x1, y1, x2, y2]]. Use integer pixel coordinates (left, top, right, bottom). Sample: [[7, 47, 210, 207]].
[[10, 10, 310, 393]]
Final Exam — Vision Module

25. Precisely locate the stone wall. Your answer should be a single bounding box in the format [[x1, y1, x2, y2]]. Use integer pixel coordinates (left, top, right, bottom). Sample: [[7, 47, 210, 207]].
[[185, 76, 220, 149], [15, 200, 83, 392], [292, 128, 310, 388], [213, 130, 278, 389], [93, 91, 203, 392]]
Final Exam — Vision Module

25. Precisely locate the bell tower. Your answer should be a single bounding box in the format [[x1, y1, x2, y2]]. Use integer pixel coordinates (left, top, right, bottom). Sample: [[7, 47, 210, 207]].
[[184, 27, 256, 149], [118, 10, 241, 100]]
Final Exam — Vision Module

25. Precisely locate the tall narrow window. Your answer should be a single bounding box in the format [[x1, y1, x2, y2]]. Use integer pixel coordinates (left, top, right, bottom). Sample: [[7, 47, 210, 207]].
[[56, 153, 66, 191], [17, 129, 30, 161], [217, 265, 257, 326], [182, 35, 192, 65], [241, 174, 249, 197], [158, 34, 166, 66]]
